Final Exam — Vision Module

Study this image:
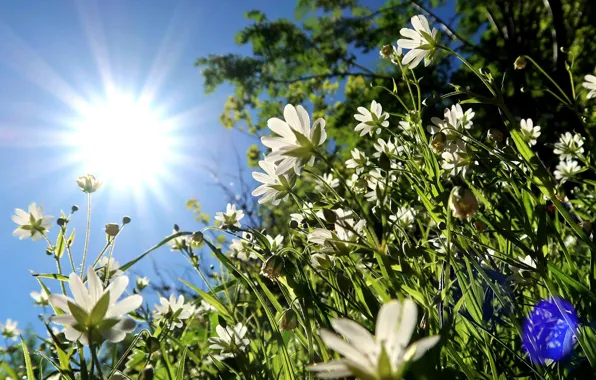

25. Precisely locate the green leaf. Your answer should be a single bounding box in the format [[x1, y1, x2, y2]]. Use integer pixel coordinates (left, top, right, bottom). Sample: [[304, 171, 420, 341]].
[[33, 273, 69, 281], [90, 291, 110, 325], [67, 301, 89, 327], [179, 279, 233, 322], [120, 232, 192, 272], [21, 337, 35, 380]]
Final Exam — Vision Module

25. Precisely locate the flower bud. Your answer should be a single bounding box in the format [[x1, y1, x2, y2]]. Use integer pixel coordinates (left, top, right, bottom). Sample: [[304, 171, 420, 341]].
[[474, 220, 487, 232], [310, 253, 334, 271], [191, 231, 204, 243], [56, 218, 66, 227], [76, 174, 102, 193], [71, 205, 79, 213], [140, 365, 154, 380], [105, 223, 120, 237], [430, 133, 447, 154], [487, 129, 504, 144], [260, 255, 285, 280], [122, 216, 131, 224], [514, 56, 527, 70], [279, 308, 299, 331], [449, 187, 478, 221], [380, 44, 394, 58]]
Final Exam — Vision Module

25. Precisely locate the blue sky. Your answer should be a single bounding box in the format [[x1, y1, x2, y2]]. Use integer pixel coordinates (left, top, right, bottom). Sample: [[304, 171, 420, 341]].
[[0, 0, 293, 333]]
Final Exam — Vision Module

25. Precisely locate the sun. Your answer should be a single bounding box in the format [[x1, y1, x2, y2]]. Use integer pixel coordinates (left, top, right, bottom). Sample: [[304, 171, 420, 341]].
[[70, 92, 175, 190]]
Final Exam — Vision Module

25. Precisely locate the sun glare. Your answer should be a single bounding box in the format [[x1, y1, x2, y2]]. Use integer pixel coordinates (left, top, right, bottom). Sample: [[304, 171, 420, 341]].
[[71, 92, 174, 189]]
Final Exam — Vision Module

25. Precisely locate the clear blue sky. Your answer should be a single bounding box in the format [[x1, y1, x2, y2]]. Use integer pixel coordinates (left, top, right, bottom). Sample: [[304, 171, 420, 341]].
[[0, 0, 294, 333]]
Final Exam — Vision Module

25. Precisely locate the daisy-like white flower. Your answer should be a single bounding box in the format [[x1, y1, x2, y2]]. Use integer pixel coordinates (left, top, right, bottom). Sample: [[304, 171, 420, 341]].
[[441, 141, 471, 178], [308, 209, 366, 255], [261, 104, 327, 175], [554, 160, 582, 182], [12, 202, 53, 241], [167, 229, 191, 251], [96, 256, 122, 280], [252, 160, 295, 205], [389, 207, 416, 231], [553, 132, 584, 160], [215, 203, 245, 229], [0, 319, 22, 341], [76, 174, 102, 193], [583, 74, 596, 99], [316, 173, 340, 191], [427, 104, 474, 136], [397, 15, 440, 69], [154, 294, 195, 329], [345, 148, 369, 174], [136, 276, 149, 290], [308, 299, 440, 379], [209, 323, 250, 360], [354, 100, 390, 136], [230, 232, 258, 261], [31, 288, 50, 306], [373, 138, 402, 158], [196, 300, 217, 315], [519, 119, 541, 146], [48, 268, 143, 345], [266, 234, 284, 253]]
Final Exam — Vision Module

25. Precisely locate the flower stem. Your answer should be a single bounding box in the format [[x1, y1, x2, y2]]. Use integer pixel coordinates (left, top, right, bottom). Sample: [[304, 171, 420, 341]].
[[81, 193, 92, 276]]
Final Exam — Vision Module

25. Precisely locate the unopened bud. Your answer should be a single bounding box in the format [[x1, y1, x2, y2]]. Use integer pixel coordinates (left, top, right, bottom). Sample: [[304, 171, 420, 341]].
[[56, 218, 66, 227], [474, 220, 487, 232], [514, 56, 527, 70], [430, 133, 447, 154], [105, 223, 120, 237], [310, 253, 334, 271], [279, 308, 299, 331], [260, 255, 285, 280], [140, 365, 154, 380], [380, 44, 393, 58], [450, 187, 479, 221], [191, 231, 204, 243], [122, 216, 131, 224], [487, 129, 504, 144], [71, 205, 79, 213]]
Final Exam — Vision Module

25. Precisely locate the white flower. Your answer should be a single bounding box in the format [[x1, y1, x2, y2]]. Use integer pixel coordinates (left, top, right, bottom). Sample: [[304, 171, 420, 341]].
[[553, 132, 584, 160], [31, 288, 50, 306], [266, 234, 284, 253], [441, 140, 471, 177], [308, 209, 366, 255], [76, 174, 102, 193], [12, 202, 53, 241], [317, 173, 340, 190], [230, 232, 258, 261], [397, 15, 440, 69], [136, 276, 149, 290], [49, 268, 143, 345], [252, 160, 294, 205], [373, 138, 402, 158], [308, 299, 440, 379], [209, 323, 250, 359], [196, 300, 217, 315], [427, 104, 474, 136], [0, 319, 22, 340], [554, 160, 581, 182], [354, 100, 390, 136], [154, 294, 195, 329], [215, 203, 245, 229], [345, 149, 369, 174], [167, 230, 191, 251], [399, 119, 415, 133], [390, 207, 416, 231], [519, 119, 541, 146], [583, 74, 596, 99], [96, 256, 122, 279], [261, 104, 327, 175]]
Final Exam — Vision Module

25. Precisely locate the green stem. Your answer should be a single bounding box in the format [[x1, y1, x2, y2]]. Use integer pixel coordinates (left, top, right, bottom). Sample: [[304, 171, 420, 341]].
[[81, 193, 92, 276], [522, 55, 572, 104]]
